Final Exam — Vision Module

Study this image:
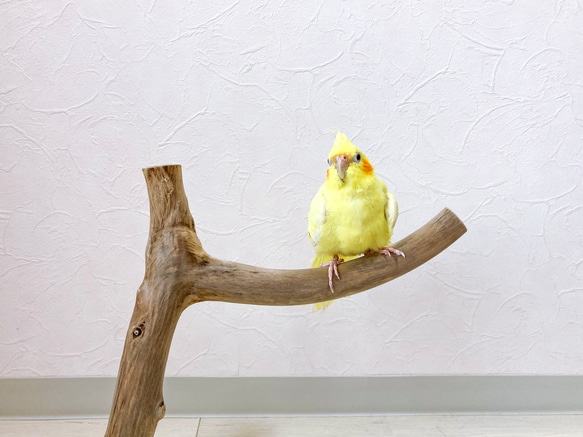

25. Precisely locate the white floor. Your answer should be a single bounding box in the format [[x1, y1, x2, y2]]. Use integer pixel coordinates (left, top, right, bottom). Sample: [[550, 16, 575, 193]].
[[1, 415, 583, 436]]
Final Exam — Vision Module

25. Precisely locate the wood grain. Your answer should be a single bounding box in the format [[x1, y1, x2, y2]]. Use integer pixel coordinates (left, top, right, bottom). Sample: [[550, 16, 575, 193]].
[[196, 416, 583, 437], [104, 165, 467, 437], [6, 416, 583, 437]]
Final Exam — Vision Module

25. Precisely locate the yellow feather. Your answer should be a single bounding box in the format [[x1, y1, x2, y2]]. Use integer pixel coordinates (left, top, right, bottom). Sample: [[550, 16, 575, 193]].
[[308, 132, 399, 311]]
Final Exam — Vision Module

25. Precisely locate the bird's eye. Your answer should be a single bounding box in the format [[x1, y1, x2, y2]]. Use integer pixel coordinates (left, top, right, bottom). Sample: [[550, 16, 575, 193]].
[[355, 153, 361, 162], [327, 158, 331, 165]]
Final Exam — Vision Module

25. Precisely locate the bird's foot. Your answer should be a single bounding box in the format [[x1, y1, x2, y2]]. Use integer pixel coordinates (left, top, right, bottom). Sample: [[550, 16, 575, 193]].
[[320, 255, 344, 293], [365, 247, 405, 258]]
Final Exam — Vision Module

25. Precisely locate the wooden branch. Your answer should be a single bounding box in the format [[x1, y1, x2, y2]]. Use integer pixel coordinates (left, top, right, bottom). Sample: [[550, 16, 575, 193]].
[[105, 164, 467, 437]]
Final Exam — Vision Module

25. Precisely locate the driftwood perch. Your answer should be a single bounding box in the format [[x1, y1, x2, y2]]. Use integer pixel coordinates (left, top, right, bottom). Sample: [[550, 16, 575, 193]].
[[104, 164, 467, 437]]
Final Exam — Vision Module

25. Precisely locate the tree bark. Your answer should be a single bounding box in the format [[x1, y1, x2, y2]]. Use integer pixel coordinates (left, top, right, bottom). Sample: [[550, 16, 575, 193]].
[[104, 164, 467, 437]]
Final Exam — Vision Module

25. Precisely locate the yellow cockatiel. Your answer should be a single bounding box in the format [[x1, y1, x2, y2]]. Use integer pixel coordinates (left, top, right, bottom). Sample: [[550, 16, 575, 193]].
[[308, 132, 403, 310]]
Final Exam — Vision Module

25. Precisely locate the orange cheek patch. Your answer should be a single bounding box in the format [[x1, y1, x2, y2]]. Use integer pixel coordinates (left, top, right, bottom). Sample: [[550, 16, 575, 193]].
[[326, 168, 330, 180], [362, 158, 374, 174]]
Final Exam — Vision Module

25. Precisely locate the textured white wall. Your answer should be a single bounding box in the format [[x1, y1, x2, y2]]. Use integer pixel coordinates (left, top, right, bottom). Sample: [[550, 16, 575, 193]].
[[1, 0, 582, 377]]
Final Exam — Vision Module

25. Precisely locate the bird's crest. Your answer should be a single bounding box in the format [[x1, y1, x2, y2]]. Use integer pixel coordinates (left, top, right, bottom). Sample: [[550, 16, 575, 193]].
[[328, 132, 359, 160]]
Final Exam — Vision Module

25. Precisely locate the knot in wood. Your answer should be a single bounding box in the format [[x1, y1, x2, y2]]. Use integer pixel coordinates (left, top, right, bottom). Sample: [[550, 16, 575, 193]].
[[156, 401, 166, 420], [132, 323, 145, 338]]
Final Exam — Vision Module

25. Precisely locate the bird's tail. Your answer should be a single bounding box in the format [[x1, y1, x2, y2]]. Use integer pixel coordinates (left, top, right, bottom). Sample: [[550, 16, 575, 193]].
[[311, 253, 358, 311], [311, 253, 332, 269]]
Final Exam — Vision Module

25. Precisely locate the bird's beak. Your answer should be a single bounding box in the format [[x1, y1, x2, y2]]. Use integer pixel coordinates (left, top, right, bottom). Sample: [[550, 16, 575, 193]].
[[335, 155, 349, 181]]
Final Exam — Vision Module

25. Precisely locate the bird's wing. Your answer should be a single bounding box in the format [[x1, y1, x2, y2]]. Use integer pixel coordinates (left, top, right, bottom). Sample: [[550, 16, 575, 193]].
[[308, 185, 327, 248], [385, 190, 399, 239]]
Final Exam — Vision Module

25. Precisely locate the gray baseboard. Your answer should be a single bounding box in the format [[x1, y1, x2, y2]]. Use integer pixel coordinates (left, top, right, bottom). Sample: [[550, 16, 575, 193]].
[[1, 376, 583, 419]]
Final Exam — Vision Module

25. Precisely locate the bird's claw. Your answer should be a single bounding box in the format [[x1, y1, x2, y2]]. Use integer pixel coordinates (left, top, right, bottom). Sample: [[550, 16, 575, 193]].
[[367, 247, 405, 258], [381, 247, 405, 258], [320, 255, 344, 293]]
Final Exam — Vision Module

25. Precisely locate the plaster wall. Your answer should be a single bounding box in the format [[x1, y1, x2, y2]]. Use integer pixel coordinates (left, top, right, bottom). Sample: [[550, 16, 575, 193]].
[[1, 0, 582, 377]]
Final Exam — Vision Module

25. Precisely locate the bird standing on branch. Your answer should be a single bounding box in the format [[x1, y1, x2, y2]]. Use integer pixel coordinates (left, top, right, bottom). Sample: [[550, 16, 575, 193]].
[[308, 132, 404, 310]]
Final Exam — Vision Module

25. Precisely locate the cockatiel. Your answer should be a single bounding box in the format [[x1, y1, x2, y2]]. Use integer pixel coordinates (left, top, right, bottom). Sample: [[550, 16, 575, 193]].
[[308, 132, 404, 310]]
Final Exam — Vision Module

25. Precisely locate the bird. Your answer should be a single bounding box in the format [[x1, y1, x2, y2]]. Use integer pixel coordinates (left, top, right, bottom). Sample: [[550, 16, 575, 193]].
[[308, 132, 404, 310]]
